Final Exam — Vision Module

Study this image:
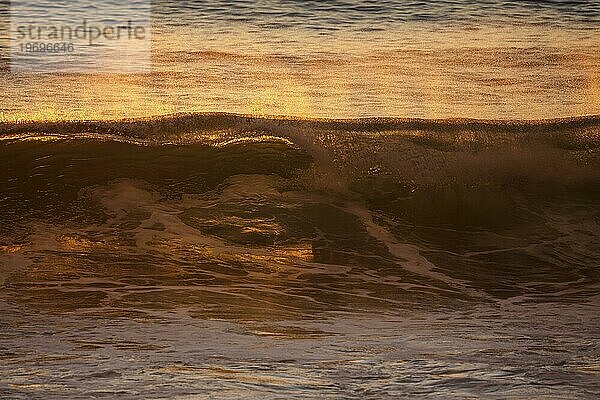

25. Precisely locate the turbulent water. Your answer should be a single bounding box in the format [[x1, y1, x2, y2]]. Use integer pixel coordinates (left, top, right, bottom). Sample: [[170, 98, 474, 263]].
[[1, 114, 599, 398]]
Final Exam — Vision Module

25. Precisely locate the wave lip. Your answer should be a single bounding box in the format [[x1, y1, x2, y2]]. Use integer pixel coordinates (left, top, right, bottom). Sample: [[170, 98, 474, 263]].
[[1, 112, 600, 142], [1, 113, 599, 199]]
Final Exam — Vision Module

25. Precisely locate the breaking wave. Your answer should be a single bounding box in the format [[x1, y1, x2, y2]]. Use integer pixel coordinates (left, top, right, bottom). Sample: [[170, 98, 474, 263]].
[[2, 113, 599, 192], [1, 113, 599, 304]]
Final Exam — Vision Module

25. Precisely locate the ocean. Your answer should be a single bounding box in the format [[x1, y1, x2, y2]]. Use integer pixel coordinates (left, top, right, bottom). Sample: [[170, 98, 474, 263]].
[[1, 1, 599, 399], [1, 0, 599, 119]]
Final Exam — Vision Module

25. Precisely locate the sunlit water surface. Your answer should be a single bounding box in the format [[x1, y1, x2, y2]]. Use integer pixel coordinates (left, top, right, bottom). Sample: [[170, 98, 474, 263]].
[[0, 0, 599, 120], [1, 1, 600, 399]]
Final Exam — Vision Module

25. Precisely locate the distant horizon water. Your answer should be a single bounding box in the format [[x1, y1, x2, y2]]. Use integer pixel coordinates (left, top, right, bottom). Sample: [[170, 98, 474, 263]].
[[1, 0, 599, 121]]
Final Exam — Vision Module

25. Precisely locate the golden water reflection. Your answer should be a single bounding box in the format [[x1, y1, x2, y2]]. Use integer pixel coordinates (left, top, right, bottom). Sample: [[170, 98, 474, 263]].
[[1, 25, 599, 121]]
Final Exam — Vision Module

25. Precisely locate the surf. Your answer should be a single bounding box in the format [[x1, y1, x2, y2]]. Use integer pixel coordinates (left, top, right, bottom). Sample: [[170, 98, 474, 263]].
[[2, 113, 600, 143]]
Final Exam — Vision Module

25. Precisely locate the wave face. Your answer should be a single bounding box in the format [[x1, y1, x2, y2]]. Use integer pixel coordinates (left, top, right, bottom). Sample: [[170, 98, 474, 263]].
[[1, 114, 599, 301], [2, 113, 600, 187]]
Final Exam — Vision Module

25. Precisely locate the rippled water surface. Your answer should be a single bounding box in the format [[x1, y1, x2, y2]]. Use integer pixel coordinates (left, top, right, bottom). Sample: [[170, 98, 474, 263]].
[[1, 303, 599, 399], [1, 0, 599, 119]]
